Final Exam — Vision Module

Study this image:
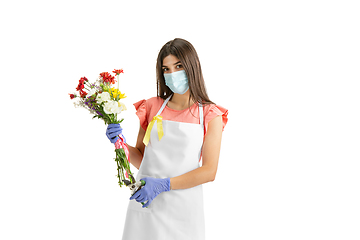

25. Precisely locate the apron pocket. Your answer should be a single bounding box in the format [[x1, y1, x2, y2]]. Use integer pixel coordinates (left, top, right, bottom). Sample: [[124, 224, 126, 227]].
[[128, 199, 153, 213]]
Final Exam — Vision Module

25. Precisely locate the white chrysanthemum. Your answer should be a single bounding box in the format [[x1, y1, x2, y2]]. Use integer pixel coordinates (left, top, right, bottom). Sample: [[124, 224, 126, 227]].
[[118, 101, 127, 111], [86, 88, 97, 98], [96, 92, 111, 103], [104, 100, 123, 114]]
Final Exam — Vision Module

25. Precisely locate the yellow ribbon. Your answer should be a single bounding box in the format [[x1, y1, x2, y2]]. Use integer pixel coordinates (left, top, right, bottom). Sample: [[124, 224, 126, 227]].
[[143, 115, 164, 146]]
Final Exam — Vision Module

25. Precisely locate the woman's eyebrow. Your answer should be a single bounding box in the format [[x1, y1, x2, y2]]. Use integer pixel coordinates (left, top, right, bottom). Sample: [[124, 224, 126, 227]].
[[162, 61, 182, 68]]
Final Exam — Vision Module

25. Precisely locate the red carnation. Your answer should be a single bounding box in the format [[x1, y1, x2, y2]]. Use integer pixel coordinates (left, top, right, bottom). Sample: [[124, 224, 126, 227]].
[[69, 93, 76, 99], [76, 83, 84, 91], [79, 77, 88, 85], [76, 77, 88, 91], [100, 72, 116, 84], [79, 90, 87, 98]]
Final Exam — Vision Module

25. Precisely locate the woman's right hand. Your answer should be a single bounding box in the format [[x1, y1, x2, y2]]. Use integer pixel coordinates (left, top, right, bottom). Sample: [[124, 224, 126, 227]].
[[106, 124, 123, 143]]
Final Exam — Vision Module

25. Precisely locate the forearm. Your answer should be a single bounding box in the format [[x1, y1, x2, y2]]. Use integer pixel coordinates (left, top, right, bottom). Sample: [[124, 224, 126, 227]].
[[126, 144, 143, 169], [170, 116, 222, 190], [170, 165, 217, 190], [126, 124, 146, 170]]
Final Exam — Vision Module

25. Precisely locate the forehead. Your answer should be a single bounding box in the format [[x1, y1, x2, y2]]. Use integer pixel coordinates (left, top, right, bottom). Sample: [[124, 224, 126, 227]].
[[162, 54, 180, 66]]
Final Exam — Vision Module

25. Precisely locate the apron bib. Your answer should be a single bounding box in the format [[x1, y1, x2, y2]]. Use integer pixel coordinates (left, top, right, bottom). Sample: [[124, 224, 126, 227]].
[[122, 96, 205, 240]]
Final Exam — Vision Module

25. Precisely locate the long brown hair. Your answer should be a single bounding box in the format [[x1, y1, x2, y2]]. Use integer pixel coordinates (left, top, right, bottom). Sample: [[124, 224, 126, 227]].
[[156, 38, 214, 105]]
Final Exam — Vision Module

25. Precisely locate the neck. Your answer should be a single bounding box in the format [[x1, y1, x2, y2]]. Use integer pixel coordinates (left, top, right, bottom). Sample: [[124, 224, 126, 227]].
[[169, 91, 194, 110]]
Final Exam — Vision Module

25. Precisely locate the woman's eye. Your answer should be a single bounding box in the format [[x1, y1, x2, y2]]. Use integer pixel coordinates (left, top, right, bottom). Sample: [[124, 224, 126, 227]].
[[176, 65, 183, 69], [162, 68, 168, 72]]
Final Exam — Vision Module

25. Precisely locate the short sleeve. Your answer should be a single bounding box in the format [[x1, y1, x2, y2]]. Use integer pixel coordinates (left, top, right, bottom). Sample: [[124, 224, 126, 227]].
[[133, 99, 148, 130], [204, 104, 228, 134]]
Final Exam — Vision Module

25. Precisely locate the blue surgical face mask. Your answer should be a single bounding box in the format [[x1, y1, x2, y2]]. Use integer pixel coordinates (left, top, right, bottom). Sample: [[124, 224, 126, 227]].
[[164, 70, 189, 95]]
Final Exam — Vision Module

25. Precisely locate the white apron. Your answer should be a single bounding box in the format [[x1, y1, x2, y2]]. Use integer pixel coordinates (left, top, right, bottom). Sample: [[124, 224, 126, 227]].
[[122, 96, 205, 240]]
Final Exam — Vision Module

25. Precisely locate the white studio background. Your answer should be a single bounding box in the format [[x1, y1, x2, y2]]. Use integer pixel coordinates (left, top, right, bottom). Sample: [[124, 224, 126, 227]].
[[0, 0, 359, 239]]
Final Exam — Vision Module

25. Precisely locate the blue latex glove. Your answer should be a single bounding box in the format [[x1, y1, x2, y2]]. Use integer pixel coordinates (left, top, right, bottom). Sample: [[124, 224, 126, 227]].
[[130, 177, 171, 208], [106, 124, 124, 144]]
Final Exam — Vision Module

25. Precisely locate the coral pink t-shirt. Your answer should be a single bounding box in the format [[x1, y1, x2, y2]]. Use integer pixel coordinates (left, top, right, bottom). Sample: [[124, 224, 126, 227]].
[[134, 97, 228, 135]]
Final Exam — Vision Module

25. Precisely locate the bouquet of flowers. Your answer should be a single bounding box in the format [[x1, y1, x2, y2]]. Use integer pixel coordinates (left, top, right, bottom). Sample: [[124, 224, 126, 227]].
[[69, 69, 133, 187]]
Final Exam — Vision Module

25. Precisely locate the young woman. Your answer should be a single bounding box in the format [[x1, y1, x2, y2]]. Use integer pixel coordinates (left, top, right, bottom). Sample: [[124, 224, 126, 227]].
[[106, 38, 228, 240]]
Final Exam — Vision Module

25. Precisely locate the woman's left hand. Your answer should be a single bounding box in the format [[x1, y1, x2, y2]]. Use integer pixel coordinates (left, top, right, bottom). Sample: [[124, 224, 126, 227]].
[[130, 177, 170, 208]]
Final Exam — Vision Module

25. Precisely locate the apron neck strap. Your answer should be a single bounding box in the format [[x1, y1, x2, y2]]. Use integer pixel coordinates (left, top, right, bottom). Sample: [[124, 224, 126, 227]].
[[156, 96, 172, 116], [157, 95, 204, 126], [199, 102, 203, 126]]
